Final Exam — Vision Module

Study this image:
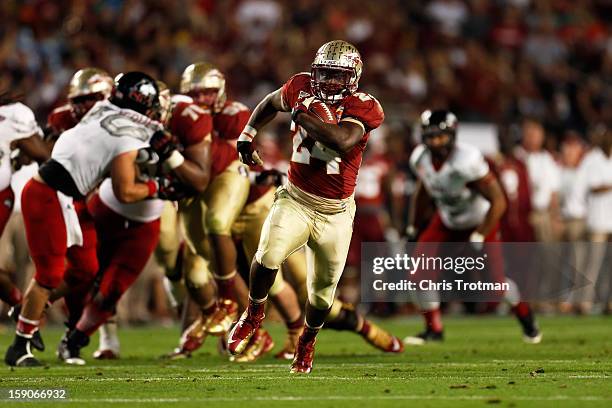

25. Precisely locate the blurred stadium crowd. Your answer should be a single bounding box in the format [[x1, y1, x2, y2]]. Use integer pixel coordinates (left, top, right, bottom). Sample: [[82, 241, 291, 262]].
[[0, 0, 610, 325]]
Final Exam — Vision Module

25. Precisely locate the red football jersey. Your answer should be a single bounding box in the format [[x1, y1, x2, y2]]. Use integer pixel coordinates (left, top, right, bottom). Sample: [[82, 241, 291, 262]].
[[169, 101, 236, 178], [213, 100, 251, 141], [355, 153, 391, 207], [47, 104, 78, 136], [280, 73, 384, 199], [495, 156, 534, 242]]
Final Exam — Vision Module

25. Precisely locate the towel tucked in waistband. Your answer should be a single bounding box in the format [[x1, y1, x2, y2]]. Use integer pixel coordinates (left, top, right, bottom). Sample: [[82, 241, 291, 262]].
[[284, 182, 354, 215]]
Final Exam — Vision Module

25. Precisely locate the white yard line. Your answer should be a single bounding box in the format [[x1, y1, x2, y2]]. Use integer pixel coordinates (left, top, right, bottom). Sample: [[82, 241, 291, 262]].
[[40, 395, 612, 403]]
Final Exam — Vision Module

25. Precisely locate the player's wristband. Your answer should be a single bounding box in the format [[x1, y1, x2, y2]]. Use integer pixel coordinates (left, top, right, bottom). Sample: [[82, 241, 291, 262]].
[[469, 231, 485, 243], [163, 150, 185, 171], [239, 125, 257, 141], [146, 179, 158, 197]]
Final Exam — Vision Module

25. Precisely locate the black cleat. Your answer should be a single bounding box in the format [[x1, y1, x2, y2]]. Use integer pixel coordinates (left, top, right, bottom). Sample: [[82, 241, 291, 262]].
[[8, 305, 46, 351], [5, 335, 42, 367], [403, 328, 444, 346], [57, 329, 89, 365], [514, 306, 542, 344]]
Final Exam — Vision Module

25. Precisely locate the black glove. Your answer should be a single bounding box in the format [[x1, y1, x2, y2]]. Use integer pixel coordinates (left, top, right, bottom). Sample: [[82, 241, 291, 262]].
[[237, 140, 263, 166], [150, 130, 179, 161], [255, 169, 285, 187], [154, 175, 195, 201]]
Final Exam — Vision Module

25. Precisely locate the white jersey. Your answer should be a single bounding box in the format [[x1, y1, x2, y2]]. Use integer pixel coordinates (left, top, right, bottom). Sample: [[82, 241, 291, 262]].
[[515, 147, 561, 211], [576, 148, 612, 233], [410, 142, 490, 230], [98, 178, 164, 223], [51, 100, 162, 196], [0, 102, 42, 191]]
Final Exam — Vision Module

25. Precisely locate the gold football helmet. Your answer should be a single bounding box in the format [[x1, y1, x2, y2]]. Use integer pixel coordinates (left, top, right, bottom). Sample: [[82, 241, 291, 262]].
[[68, 67, 113, 118], [311, 40, 362, 104], [180, 62, 226, 113], [68, 67, 113, 99], [156, 80, 172, 124]]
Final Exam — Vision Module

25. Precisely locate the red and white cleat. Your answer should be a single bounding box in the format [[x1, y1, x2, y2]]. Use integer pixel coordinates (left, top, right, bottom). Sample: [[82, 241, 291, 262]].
[[290, 337, 316, 374], [226, 310, 263, 355]]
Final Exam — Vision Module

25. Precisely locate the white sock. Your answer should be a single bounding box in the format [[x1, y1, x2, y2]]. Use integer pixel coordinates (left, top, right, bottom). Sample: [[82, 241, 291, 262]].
[[99, 319, 120, 353]]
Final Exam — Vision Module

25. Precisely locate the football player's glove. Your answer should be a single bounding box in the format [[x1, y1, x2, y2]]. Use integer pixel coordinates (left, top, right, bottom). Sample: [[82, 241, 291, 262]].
[[255, 169, 285, 187], [405, 225, 419, 242], [237, 128, 263, 166], [469, 231, 485, 252], [152, 175, 194, 201], [10, 149, 32, 172], [150, 130, 179, 161]]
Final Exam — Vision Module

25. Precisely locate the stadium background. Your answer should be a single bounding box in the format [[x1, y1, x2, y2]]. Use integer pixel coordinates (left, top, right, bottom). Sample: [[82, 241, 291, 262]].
[[0, 0, 611, 325]]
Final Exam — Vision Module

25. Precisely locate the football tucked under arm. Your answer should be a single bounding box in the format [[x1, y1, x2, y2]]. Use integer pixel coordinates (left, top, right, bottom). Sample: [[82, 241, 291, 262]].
[[292, 97, 363, 153], [307, 99, 338, 124]]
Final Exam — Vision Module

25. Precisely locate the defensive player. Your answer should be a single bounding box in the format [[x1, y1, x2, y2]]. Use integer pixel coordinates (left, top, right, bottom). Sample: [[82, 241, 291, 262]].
[[5, 72, 163, 366], [5, 68, 114, 354], [57, 82, 186, 364], [229, 40, 385, 373], [0, 99, 50, 310], [404, 109, 542, 345]]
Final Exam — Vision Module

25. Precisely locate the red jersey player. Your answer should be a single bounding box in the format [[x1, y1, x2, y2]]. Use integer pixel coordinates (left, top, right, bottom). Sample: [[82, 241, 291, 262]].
[[228, 40, 385, 373], [178, 63, 252, 330], [46, 68, 114, 141]]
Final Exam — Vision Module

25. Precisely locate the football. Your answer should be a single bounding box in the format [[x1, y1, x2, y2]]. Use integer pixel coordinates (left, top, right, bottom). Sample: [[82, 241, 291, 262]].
[[309, 99, 337, 124]]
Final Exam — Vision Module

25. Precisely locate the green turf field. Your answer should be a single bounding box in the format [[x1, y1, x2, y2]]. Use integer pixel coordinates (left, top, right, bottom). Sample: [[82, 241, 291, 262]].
[[0, 315, 610, 407]]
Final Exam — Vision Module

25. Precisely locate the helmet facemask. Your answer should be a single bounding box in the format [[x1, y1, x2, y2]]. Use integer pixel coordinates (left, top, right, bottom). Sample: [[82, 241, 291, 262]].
[[69, 92, 106, 119], [68, 67, 113, 119], [311, 66, 355, 104], [310, 40, 362, 104], [188, 88, 221, 111], [420, 110, 458, 161], [180, 63, 227, 113]]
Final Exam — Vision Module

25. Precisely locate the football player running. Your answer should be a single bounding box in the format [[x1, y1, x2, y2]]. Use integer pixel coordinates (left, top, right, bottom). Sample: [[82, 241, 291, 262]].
[[228, 40, 385, 373], [4, 72, 164, 367], [404, 110, 542, 346]]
